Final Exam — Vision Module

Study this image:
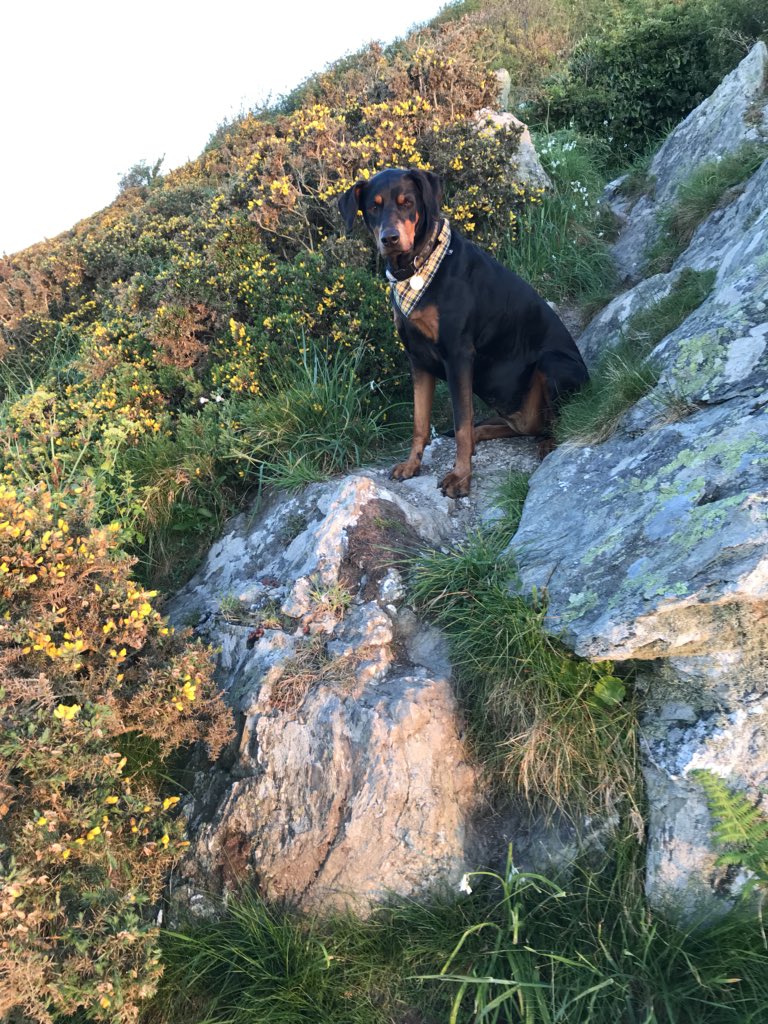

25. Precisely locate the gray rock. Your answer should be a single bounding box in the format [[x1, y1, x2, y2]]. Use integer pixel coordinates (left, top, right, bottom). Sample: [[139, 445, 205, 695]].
[[474, 108, 553, 192], [611, 42, 768, 282], [583, 156, 768, 369], [509, 51, 768, 915], [495, 68, 511, 111]]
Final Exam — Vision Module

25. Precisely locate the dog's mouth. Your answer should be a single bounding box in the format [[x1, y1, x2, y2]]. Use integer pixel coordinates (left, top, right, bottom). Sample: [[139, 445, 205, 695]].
[[378, 239, 412, 258]]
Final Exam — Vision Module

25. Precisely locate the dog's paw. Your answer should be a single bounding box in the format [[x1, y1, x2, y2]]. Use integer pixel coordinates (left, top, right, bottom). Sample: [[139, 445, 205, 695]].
[[391, 459, 421, 481], [439, 469, 471, 498]]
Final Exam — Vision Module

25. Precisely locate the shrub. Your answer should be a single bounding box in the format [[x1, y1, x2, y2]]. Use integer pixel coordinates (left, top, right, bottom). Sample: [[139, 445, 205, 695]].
[[537, 0, 768, 158], [0, 482, 233, 1022]]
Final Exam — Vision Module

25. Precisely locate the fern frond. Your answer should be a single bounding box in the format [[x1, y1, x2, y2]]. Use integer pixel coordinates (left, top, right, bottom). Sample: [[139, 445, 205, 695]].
[[692, 770, 768, 883]]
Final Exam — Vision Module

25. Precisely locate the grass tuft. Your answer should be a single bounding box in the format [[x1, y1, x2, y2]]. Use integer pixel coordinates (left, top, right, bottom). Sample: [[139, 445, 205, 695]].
[[556, 267, 716, 445], [407, 479, 638, 820], [499, 130, 617, 306], [646, 142, 768, 273], [226, 342, 411, 490], [144, 841, 768, 1024]]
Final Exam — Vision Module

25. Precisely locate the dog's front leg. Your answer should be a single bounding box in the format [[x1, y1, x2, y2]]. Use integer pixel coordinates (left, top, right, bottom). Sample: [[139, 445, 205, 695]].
[[391, 364, 436, 482], [441, 353, 474, 498]]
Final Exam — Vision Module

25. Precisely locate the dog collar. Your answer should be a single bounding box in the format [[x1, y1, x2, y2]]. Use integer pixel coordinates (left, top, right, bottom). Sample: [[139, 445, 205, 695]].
[[386, 219, 451, 318]]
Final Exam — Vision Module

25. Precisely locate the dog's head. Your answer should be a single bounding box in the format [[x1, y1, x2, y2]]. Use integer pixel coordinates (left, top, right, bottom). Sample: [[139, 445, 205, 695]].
[[337, 168, 443, 259]]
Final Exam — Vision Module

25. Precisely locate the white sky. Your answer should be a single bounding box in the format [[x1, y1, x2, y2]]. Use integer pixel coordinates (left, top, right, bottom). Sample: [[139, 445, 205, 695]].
[[1, 0, 448, 256]]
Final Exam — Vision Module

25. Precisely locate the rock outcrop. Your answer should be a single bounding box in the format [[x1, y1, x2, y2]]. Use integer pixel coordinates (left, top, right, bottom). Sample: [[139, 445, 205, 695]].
[[512, 44, 768, 916], [173, 47, 768, 922], [170, 441, 541, 915], [608, 40, 768, 283]]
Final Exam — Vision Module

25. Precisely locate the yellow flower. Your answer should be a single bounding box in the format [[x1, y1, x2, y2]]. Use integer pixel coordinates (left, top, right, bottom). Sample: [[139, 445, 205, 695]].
[[162, 795, 180, 810], [86, 826, 101, 840], [160, 833, 170, 847], [100, 997, 111, 1008], [105, 795, 119, 805], [61, 849, 71, 860], [54, 703, 81, 721], [37, 816, 47, 826]]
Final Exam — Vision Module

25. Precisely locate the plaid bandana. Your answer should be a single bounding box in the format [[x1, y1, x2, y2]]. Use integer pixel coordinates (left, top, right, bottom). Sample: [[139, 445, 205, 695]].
[[386, 219, 452, 318]]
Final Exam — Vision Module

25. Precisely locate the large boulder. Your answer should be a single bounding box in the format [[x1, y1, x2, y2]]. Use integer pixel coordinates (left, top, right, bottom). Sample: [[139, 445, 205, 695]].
[[610, 41, 768, 283], [511, 54, 768, 917], [169, 439, 544, 915]]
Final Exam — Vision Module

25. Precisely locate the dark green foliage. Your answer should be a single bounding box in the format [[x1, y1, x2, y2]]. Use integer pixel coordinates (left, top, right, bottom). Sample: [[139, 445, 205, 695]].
[[555, 267, 716, 444], [536, 0, 768, 158], [118, 157, 165, 193]]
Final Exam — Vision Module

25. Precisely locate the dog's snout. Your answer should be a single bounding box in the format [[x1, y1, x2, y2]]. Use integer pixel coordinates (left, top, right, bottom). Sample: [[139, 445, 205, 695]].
[[380, 229, 400, 248]]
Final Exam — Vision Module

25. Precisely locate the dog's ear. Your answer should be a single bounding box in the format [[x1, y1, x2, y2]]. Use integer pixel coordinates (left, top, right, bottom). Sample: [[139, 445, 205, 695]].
[[337, 181, 366, 233], [408, 170, 443, 221]]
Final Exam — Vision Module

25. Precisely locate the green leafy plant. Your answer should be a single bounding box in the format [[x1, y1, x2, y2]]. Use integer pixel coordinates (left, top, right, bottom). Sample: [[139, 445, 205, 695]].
[[537, 0, 768, 158], [692, 770, 768, 899]]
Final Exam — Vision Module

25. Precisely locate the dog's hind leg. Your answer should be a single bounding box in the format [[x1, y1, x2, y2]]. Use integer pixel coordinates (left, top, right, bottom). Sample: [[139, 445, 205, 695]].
[[472, 415, 517, 442]]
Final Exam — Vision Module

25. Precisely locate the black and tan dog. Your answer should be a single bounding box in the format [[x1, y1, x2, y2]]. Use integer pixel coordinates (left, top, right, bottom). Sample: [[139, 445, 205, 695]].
[[338, 167, 588, 497]]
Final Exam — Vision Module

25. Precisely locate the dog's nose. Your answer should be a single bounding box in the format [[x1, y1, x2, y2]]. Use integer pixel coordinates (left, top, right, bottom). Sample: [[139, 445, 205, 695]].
[[380, 230, 399, 248]]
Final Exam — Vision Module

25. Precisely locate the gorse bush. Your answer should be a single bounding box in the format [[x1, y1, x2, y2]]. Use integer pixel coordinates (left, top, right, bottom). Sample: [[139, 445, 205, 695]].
[[0, 481, 233, 1022]]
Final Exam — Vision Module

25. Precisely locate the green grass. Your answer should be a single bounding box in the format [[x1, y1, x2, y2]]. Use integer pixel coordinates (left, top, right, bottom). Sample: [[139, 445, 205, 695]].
[[646, 143, 768, 273], [143, 840, 768, 1024], [499, 130, 617, 306], [224, 342, 411, 490], [105, 342, 411, 588], [555, 267, 716, 445], [407, 476, 638, 819]]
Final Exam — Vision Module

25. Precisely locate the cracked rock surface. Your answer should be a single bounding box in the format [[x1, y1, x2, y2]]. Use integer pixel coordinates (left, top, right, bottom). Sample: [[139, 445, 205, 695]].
[[168, 445, 537, 914]]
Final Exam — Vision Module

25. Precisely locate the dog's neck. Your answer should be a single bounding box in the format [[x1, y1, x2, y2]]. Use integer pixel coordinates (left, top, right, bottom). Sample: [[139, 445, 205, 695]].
[[386, 217, 443, 281]]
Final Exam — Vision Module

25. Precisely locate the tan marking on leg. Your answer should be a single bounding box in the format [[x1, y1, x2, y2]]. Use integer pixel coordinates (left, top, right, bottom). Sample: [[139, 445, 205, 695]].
[[391, 368, 435, 481], [408, 303, 439, 343], [440, 366, 474, 498], [473, 416, 517, 442], [501, 370, 549, 436]]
